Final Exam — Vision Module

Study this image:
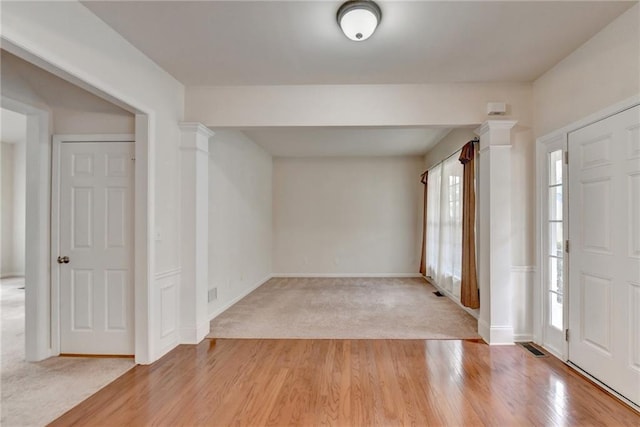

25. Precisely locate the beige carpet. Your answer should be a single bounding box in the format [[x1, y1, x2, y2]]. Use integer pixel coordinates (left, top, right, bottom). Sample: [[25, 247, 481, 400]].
[[209, 277, 480, 340], [0, 277, 135, 427]]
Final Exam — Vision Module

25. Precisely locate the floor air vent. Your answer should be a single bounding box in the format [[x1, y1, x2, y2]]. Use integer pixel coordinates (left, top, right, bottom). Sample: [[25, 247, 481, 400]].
[[519, 342, 548, 358], [433, 291, 445, 297]]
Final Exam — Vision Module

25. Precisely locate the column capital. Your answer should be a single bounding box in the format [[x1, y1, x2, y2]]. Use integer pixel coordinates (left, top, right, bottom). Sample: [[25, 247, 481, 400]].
[[475, 120, 517, 151], [475, 120, 518, 136], [179, 122, 214, 153]]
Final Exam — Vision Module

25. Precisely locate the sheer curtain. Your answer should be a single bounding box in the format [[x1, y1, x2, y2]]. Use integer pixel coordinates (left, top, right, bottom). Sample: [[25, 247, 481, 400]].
[[426, 152, 464, 299]]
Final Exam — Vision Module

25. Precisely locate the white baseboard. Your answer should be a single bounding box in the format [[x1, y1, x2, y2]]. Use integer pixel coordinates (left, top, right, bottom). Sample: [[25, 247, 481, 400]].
[[513, 333, 534, 342], [179, 319, 210, 344], [272, 273, 423, 278], [0, 272, 25, 279], [478, 319, 490, 342], [479, 319, 514, 345], [209, 275, 272, 321]]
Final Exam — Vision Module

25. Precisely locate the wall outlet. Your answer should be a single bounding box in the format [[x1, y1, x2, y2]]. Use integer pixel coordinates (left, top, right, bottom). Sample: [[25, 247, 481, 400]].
[[208, 288, 217, 302]]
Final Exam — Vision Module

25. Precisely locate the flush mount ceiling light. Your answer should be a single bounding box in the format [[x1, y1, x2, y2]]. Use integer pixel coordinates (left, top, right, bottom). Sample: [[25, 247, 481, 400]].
[[337, 0, 382, 42]]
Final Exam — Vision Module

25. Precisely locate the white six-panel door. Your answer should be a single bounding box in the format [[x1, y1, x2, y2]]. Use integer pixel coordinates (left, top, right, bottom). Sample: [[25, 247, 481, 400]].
[[568, 105, 640, 406], [56, 141, 135, 355]]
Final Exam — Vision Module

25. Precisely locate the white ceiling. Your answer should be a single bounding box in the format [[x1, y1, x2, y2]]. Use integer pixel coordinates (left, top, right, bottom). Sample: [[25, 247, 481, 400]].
[[242, 127, 452, 157], [82, 1, 634, 86], [1, 108, 26, 144]]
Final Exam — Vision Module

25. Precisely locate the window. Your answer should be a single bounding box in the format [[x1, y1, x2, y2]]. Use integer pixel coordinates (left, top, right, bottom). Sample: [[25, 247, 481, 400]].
[[426, 151, 464, 299], [547, 150, 564, 330], [539, 137, 567, 358]]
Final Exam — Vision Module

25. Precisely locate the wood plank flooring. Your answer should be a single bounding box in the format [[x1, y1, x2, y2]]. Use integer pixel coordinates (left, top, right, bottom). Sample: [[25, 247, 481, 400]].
[[50, 339, 639, 426]]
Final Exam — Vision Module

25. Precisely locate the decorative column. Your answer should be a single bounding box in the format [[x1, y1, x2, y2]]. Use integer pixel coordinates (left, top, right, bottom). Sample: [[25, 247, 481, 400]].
[[476, 120, 517, 345], [179, 123, 214, 344]]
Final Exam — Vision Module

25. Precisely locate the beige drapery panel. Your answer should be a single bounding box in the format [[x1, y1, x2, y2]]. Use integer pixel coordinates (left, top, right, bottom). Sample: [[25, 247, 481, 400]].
[[458, 141, 479, 308], [419, 171, 428, 276]]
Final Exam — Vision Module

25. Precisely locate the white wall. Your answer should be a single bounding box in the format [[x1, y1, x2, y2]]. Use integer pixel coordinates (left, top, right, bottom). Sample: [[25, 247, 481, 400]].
[[12, 139, 25, 276], [533, 3, 640, 137], [208, 130, 273, 318], [510, 128, 535, 341], [1, 51, 135, 136], [187, 83, 533, 128], [273, 156, 424, 276], [0, 140, 25, 278], [1, 142, 15, 276], [424, 128, 476, 171]]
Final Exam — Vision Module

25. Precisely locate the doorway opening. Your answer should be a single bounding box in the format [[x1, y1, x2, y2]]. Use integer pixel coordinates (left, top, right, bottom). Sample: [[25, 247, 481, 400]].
[[1, 106, 27, 371], [1, 43, 152, 363]]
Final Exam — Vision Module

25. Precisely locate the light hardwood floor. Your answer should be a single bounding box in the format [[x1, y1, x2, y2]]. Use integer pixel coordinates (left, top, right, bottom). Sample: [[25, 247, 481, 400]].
[[50, 339, 638, 426]]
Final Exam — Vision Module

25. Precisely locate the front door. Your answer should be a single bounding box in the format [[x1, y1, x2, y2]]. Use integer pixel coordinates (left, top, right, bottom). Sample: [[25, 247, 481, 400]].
[[568, 105, 640, 406], [56, 141, 134, 355]]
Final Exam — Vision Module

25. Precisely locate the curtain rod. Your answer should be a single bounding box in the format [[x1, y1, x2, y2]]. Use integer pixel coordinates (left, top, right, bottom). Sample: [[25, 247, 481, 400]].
[[424, 137, 479, 174]]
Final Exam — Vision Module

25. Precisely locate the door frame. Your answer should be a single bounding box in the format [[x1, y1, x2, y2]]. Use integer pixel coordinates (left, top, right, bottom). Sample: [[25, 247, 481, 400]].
[[51, 134, 135, 356], [2, 37, 154, 364], [535, 94, 640, 359], [1, 96, 51, 362]]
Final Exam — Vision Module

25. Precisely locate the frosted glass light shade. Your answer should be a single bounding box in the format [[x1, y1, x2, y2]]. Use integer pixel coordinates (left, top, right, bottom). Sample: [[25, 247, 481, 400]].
[[337, 1, 381, 42]]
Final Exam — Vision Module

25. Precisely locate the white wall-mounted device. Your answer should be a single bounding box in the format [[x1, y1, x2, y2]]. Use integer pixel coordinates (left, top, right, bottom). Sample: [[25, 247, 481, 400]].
[[487, 102, 507, 116]]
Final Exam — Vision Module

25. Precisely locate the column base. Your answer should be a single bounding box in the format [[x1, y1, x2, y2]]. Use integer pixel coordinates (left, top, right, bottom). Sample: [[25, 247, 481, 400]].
[[479, 319, 515, 345], [179, 320, 210, 345]]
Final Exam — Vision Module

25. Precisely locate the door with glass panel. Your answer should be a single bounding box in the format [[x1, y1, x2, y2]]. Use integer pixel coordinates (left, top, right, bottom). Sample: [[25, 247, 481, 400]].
[[542, 138, 567, 357], [567, 105, 640, 407]]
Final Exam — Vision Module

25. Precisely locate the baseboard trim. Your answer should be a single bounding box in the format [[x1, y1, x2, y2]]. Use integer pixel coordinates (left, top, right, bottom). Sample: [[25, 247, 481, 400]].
[[513, 333, 534, 342], [179, 319, 210, 345], [0, 272, 25, 279], [209, 275, 272, 321], [479, 319, 515, 345], [272, 273, 423, 278], [478, 319, 490, 343]]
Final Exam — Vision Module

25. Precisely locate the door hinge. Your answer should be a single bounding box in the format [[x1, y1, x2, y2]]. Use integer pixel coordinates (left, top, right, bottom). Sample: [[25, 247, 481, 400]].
[[565, 240, 570, 253], [564, 151, 569, 164], [565, 329, 569, 342]]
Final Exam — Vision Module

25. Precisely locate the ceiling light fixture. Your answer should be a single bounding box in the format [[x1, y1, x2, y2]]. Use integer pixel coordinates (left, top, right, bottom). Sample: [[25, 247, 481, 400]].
[[337, 0, 382, 42]]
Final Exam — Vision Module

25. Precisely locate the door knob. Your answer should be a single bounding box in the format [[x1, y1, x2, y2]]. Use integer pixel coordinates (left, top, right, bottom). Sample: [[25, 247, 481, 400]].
[[57, 256, 70, 264]]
